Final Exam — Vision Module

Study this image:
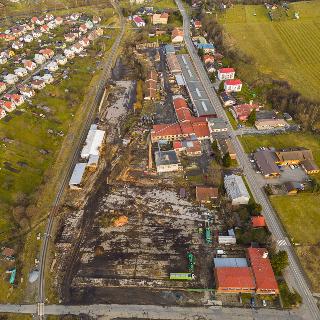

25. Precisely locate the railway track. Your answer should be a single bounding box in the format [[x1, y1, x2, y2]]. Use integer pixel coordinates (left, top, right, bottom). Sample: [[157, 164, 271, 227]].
[[37, 0, 125, 315]]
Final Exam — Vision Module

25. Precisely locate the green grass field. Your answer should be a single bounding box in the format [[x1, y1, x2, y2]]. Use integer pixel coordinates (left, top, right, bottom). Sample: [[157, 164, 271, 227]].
[[271, 194, 320, 291], [219, 1, 320, 101]]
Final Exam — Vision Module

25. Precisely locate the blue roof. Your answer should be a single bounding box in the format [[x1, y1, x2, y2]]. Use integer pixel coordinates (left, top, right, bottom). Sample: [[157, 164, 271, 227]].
[[195, 43, 215, 49], [165, 44, 175, 54]]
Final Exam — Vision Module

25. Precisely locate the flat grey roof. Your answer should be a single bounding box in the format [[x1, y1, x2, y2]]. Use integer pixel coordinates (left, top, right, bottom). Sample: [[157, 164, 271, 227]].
[[177, 54, 216, 117], [155, 150, 180, 166], [69, 163, 87, 186], [214, 258, 248, 268]]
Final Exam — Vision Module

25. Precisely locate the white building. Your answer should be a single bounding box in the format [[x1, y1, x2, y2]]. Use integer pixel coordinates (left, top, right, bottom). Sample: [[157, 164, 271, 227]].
[[81, 125, 105, 159], [155, 150, 183, 173], [4, 74, 19, 84], [14, 67, 28, 77], [47, 61, 58, 72], [0, 108, 6, 119], [69, 163, 87, 190], [224, 79, 242, 92], [217, 68, 235, 81], [42, 73, 54, 84], [218, 229, 237, 245], [34, 54, 46, 64], [224, 174, 250, 205]]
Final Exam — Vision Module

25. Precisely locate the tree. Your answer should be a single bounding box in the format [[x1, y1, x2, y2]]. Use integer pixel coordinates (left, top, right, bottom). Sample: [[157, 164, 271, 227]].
[[222, 152, 231, 167], [198, 48, 204, 58], [247, 109, 256, 125], [218, 81, 225, 92], [271, 250, 289, 275], [209, 72, 216, 83], [247, 199, 262, 216]]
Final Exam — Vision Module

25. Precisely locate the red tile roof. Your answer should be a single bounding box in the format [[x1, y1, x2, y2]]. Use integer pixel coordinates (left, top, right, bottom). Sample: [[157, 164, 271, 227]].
[[219, 67, 235, 74], [196, 186, 218, 202], [247, 248, 279, 293], [215, 267, 256, 290], [251, 216, 266, 228], [192, 122, 210, 138], [225, 79, 242, 86], [173, 140, 183, 149], [233, 104, 260, 121]]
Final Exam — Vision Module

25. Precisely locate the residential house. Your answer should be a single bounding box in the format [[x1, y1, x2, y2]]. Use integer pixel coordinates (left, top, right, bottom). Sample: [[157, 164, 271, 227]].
[[47, 21, 57, 30], [14, 67, 28, 77], [224, 174, 250, 205], [79, 24, 88, 33], [133, 15, 146, 28], [12, 41, 23, 50], [32, 30, 42, 38], [232, 103, 261, 122], [47, 61, 58, 72], [34, 53, 46, 64], [196, 186, 218, 203], [10, 94, 24, 106], [145, 70, 158, 100], [224, 79, 242, 92], [70, 13, 80, 21], [3, 73, 18, 84], [23, 34, 33, 43], [55, 17, 64, 25], [85, 20, 94, 30], [31, 79, 46, 90], [31, 16, 39, 24], [251, 216, 266, 228], [56, 55, 67, 65], [42, 73, 54, 84], [0, 100, 16, 112], [0, 82, 6, 93], [152, 12, 169, 24], [0, 108, 6, 119], [171, 28, 184, 43], [23, 60, 37, 71], [79, 37, 90, 47], [71, 43, 83, 54], [220, 91, 236, 107], [18, 85, 35, 98], [64, 49, 75, 59], [255, 119, 288, 130], [217, 68, 235, 81], [40, 25, 49, 33], [193, 20, 202, 29], [64, 33, 76, 42], [195, 43, 215, 54], [154, 150, 183, 173], [203, 54, 214, 64], [217, 138, 236, 160], [247, 248, 279, 294], [0, 55, 8, 65], [44, 14, 54, 21], [39, 48, 54, 59]]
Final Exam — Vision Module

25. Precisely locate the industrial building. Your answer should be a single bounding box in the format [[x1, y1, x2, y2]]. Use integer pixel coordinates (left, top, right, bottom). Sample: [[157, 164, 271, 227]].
[[81, 124, 105, 160], [253, 150, 281, 178], [177, 54, 216, 117], [69, 163, 87, 190], [224, 174, 250, 205]]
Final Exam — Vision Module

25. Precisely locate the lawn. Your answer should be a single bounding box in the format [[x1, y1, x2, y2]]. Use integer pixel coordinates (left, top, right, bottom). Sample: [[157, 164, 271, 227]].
[[271, 194, 320, 291], [219, 1, 320, 101], [0, 6, 117, 302]]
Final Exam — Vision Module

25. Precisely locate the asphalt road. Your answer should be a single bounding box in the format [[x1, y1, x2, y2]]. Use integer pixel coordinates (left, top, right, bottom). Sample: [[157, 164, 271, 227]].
[[36, 0, 125, 316], [0, 303, 305, 319], [174, 1, 320, 319]]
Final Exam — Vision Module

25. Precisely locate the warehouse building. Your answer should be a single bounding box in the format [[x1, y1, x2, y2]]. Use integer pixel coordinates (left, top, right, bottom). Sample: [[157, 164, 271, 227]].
[[177, 54, 216, 117], [224, 174, 250, 205]]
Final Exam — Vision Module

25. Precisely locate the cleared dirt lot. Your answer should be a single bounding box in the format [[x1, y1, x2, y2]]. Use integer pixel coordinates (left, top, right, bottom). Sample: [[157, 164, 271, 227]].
[[68, 185, 217, 305]]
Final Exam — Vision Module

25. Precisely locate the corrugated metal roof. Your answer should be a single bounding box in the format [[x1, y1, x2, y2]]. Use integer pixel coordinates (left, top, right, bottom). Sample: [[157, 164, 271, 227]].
[[214, 258, 248, 268], [69, 163, 87, 186], [81, 128, 105, 158], [224, 174, 250, 201]]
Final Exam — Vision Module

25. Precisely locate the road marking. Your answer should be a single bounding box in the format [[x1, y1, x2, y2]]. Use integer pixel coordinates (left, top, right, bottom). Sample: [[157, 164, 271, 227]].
[[37, 303, 44, 316], [277, 238, 290, 247]]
